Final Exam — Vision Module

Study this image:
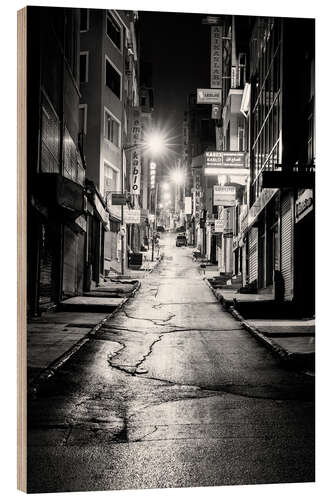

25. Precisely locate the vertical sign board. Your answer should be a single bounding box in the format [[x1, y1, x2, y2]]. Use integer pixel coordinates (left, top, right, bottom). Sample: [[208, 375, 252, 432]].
[[194, 171, 201, 225], [130, 109, 141, 194], [185, 196, 192, 215], [211, 26, 223, 88], [222, 207, 234, 235]]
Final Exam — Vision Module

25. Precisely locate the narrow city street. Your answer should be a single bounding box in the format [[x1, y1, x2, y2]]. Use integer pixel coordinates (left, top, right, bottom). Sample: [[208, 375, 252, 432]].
[[27, 232, 315, 493]]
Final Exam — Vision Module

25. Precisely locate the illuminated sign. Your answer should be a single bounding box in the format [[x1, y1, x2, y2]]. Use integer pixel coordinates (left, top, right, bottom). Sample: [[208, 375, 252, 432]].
[[130, 109, 141, 194], [211, 27, 222, 89], [204, 151, 248, 175], [213, 186, 236, 206], [197, 89, 222, 104]]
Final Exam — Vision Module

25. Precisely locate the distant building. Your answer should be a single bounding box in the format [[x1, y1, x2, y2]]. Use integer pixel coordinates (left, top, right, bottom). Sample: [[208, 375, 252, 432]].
[[183, 92, 216, 252]]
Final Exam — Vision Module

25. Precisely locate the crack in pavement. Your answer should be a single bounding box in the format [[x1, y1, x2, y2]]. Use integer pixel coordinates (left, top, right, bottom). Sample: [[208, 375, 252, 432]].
[[133, 425, 159, 442], [122, 308, 175, 326]]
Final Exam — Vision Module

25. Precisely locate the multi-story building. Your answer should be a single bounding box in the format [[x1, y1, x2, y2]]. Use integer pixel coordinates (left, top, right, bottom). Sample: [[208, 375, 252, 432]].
[[79, 9, 141, 283], [239, 16, 315, 314], [27, 7, 86, 315], [184, 93, 216, 250]]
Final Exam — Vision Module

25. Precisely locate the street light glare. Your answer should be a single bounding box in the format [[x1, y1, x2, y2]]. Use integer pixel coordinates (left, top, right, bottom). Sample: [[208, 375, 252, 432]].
[[171, 169, 185, 185], [145, 131, 167, 155]]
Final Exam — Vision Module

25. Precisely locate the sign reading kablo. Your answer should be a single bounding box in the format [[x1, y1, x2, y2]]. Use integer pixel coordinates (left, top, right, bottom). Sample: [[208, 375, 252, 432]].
[[130, 109, 141, 194]]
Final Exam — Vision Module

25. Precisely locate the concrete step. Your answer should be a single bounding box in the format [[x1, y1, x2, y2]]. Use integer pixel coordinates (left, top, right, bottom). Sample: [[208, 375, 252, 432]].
[[60, 296, 124, 313]]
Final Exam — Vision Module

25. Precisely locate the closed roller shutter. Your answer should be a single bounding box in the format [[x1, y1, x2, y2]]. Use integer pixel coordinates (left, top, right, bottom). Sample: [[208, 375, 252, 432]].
[[39, 224, 58, 308], [281, 192, 294, 300], [63, 225, 77, 297], [249, 227, 258, 284]]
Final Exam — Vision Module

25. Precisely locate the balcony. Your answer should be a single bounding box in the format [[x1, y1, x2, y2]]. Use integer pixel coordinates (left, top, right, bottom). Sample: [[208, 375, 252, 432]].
[[261, 164, 315, 189]]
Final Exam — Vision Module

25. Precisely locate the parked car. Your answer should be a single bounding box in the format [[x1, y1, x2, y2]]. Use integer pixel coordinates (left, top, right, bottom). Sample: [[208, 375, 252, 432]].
[[176, 234, 187, 247], [157, 225, 165, 232]]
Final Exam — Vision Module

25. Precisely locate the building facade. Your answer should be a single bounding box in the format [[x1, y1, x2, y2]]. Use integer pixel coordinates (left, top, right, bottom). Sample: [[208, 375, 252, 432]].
[[27, 7, 86, 315], [79, 9, 142, 283]]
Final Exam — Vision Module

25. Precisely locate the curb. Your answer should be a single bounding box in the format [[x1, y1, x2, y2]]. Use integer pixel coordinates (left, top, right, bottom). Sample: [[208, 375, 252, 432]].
[[204, 278, 314, 371], [28, 280, 142, 396]]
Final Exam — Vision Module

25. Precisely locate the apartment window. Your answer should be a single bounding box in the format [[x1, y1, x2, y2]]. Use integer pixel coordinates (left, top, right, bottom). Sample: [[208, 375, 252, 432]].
[[80, 52, 89, 83], [80, 9, 89, 32], [104, 109, 120, 147], [106, 12, 122, 50], [104, 163, 119, 195], [105, 58, 121, 99], [79, 105, 87, 135]]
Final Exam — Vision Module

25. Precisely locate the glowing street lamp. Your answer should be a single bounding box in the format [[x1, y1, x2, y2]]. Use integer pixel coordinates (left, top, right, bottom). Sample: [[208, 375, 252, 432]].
[[170, 168, 185, 185]]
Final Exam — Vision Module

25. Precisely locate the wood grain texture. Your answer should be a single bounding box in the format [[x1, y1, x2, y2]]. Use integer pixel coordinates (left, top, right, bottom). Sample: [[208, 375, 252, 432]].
[[17, 7, 27, 493]]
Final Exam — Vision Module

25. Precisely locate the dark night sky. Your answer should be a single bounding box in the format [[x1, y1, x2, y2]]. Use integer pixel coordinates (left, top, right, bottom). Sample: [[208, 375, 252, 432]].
[[139, 10, 211, 163]]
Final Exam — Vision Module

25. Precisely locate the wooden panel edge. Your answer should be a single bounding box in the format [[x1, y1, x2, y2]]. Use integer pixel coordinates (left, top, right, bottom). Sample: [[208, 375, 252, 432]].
[[17, 6, 27, 493]]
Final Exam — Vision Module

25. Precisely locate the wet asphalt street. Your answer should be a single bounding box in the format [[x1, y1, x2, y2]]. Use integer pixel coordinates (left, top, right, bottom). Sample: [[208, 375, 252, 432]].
[[27, 232, 315, 493]]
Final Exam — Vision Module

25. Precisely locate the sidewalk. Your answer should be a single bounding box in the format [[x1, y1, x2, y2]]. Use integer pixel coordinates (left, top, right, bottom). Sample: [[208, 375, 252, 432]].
[[27, 256, 163, 392], [204, 270, 315, 373]]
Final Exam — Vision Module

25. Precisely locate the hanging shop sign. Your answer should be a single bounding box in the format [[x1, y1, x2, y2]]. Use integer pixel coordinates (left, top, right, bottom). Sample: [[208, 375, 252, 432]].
[[124, 208, 141, 224], [185, 196, 192, 215], [295, 189, 313, 223], [222, 206, 234, 234], [213, 186, 236, 206], [111, 193, 127, 205], [214, 219, 224, 232], [194, 171, 202, 223], [211, 26, 223, 89], [204, 151, 248, 175], [130, 109, 141, 194], [197, 89, 222, 104]]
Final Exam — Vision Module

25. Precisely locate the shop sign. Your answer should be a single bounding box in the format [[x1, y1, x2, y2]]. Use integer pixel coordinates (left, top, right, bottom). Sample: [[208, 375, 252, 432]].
[[213, 185, 236, 206], [124, 208, 141, 224], [295, 189, 313, 223], [130, 109, 141, 194], [194, 172, 202, 223], [214, 219, 224, 232], [197, 89, 222, 104], [222, 206, 234, 234], [211, 27, 222, 89], [111, 193, 126, 205], [204, 151, 248, 175], [185, 196, 192, 215]]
